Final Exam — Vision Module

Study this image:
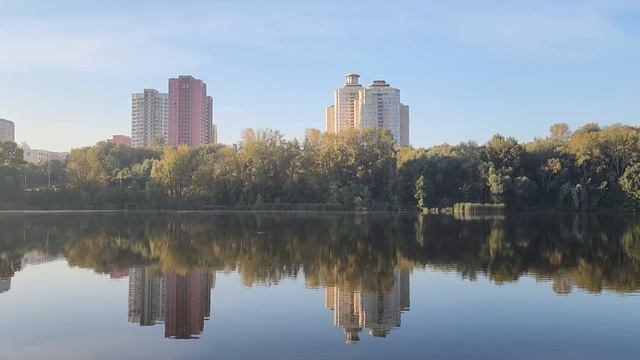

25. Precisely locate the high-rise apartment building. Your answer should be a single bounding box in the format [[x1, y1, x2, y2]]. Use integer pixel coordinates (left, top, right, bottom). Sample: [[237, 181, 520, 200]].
[[131, 89, 168, 148], [325, 105, 335, 133], [332, 74, 362, 134], [400, 104, 410, 146], [0, 118, 15, 143], [207, 96, 218, 144], [326, 74, 410, 146], [168, 76, 215, 147]]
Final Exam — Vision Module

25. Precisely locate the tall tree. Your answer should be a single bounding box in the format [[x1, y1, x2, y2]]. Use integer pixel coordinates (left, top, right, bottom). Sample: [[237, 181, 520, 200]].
[[0, 141, 25, 167], [415, 175, 427, 211], [150, 145, 195, 199]]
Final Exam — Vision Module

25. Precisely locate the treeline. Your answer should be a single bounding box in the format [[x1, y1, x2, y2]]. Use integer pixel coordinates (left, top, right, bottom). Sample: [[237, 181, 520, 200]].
[[1, 122, 640, 211], [0, 141, 66, 204], [403, 123, 640, 211]]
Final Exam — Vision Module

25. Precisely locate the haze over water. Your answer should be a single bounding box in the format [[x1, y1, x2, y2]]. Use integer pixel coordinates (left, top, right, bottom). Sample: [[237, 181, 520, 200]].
[[1, 212, 639, 359]]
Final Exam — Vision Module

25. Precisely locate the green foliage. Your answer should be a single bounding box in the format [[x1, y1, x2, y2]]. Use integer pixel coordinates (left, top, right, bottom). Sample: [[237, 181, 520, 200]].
[[0, 142, 26, 204], [0, 141, 25, 167], [550, 123, 571, 141], [415, 175, 426, 211], [620, 164, 640, 203], [487, 166, 509, 203], [1, 122, 640, 211], [150, 145, 195, 199]]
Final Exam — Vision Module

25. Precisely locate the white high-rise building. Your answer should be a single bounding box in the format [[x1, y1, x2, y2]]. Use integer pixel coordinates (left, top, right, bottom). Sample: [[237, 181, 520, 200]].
[[332, 73, 363, 134], [131, 89, 168, 148], [326, 74, 410, 146]]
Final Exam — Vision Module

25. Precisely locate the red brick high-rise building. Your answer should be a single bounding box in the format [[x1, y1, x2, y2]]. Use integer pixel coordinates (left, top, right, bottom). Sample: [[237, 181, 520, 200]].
[[167, 75, 214, 147]]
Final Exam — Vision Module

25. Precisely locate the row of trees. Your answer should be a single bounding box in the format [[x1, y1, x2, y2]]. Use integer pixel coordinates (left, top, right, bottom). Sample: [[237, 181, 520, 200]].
[[0, 142, 66, 204], [2, 122, 640, 210], [402, 122, 640, 211]]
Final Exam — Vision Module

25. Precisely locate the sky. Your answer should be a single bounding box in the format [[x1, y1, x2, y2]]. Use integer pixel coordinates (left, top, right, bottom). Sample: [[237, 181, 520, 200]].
[[1, 0, 639, 152]]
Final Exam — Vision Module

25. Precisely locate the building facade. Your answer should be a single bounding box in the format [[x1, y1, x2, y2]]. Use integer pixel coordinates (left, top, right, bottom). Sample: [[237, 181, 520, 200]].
[[131, 89, 168, 148], [325, 105, 335, 133], [326, 74, 410, 146], [0, 118, 15, 143], [109, 135, 132, 146], [400, 104, 410, 146], [168, 76, 215, 147], [22, 146, 68, 164], [332, 74, 363, 134]]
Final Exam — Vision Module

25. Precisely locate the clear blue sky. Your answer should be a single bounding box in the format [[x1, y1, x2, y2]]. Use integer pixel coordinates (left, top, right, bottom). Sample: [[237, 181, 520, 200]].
[[1, 0, 639, 151]]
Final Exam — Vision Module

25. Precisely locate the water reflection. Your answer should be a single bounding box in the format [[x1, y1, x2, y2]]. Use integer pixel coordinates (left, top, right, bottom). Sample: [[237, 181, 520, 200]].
[[127, 267, 215, 339], [0, 249, 63, 294], [325, 269, 410, 342], [0, 277, 9, 293], [1, 212, 640, 342]]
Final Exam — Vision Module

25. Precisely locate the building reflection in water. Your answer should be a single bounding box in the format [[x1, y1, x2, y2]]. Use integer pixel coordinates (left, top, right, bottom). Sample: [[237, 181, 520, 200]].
[[0, 249, 62, 294], [21, 249, 61, 268], [324, 269, 410, 343], [0, 277, 10, 294], [552, 275, 575, 295], [127, 266, 215, 339], [128, 267, 165, 326]]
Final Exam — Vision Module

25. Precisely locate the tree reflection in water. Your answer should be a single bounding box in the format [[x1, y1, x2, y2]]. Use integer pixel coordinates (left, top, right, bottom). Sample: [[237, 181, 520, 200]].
[[1, 212, 640, 339]]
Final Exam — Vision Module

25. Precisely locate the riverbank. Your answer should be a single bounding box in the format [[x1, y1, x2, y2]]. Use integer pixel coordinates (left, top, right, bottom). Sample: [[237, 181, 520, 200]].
[[0, 205, 635, 215]]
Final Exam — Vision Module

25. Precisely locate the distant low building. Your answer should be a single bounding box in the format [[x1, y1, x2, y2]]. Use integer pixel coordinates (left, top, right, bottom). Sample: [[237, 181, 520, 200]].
[[21, 250, 62, 267], [110, 269, 130, 279], [108, 134, 132, 146], [0, 118, 15, 142], [22, 145, 68, 164]]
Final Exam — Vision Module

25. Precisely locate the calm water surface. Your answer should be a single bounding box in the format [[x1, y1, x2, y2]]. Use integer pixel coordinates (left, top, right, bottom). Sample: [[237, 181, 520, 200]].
[[1, 212, 639, 359]]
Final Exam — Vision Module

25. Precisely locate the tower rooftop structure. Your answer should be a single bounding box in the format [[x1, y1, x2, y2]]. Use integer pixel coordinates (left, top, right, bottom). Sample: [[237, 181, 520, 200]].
[[369, 80, 390, 87], [345, 73, 361, 86]]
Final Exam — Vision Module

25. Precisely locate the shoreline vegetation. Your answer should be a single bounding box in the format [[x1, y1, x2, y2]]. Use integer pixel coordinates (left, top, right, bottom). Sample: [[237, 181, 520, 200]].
[[1, 123, 640, 213]]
